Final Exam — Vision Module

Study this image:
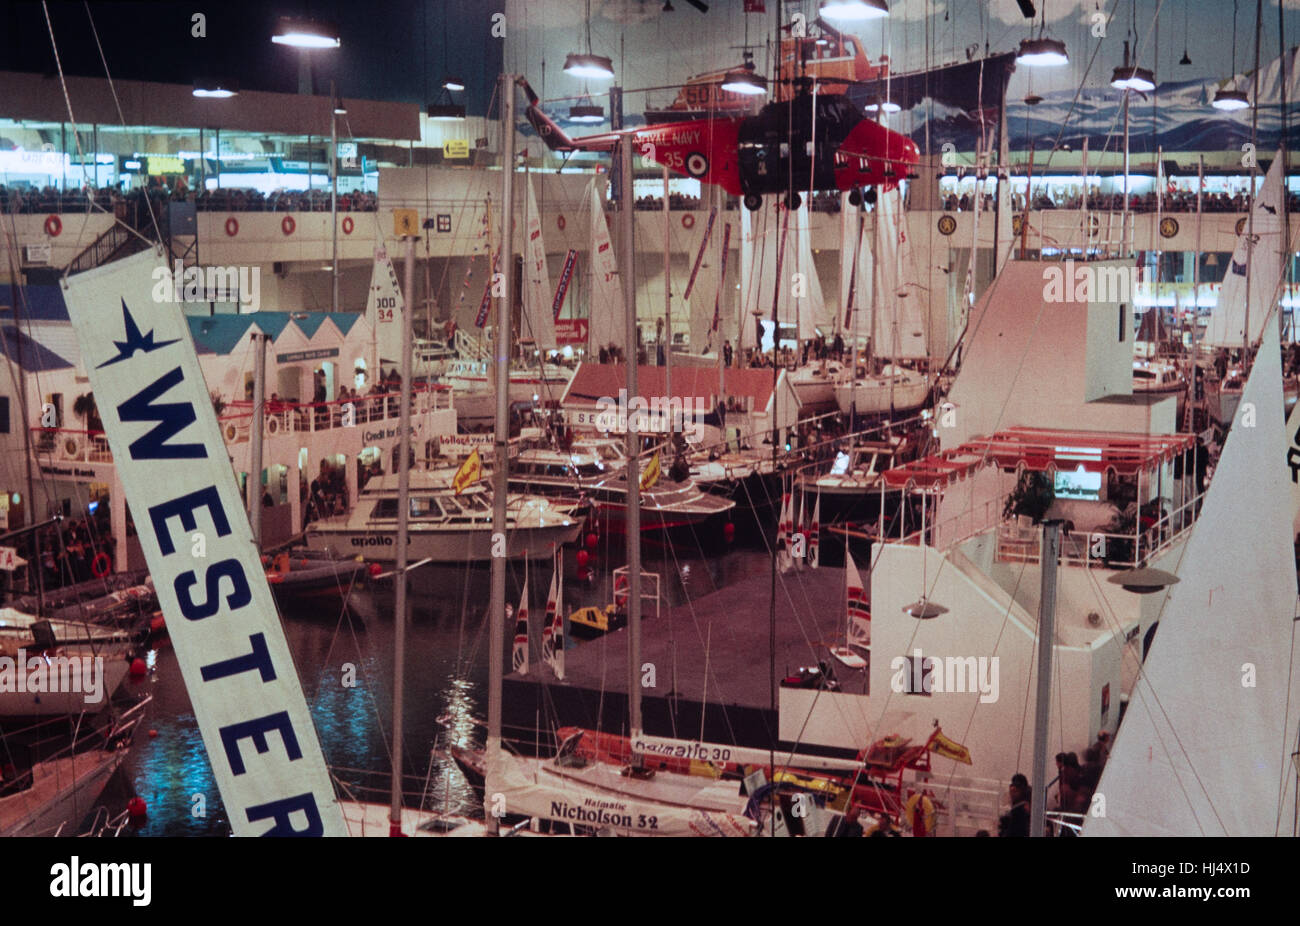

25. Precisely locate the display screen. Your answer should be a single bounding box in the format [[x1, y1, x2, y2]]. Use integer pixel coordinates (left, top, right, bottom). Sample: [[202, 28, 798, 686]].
[[1054, 466, 1102, 501]]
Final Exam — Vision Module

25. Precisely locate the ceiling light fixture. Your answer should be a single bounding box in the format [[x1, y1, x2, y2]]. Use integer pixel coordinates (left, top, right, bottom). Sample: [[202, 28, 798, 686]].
[[820, 0, 890, 21], [271, 17, 340, 49]]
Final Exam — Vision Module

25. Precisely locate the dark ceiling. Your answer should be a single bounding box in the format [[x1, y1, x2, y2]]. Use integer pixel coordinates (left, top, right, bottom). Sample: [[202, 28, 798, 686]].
[[2, 1, 503, 114]]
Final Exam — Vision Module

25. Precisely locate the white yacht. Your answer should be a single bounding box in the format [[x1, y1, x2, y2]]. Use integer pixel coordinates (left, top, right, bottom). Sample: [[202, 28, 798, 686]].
[[509, 446, 734, 530], [305, 470, 583, 562], [788, 359, 848, 408], [833, 363, 930, 417]]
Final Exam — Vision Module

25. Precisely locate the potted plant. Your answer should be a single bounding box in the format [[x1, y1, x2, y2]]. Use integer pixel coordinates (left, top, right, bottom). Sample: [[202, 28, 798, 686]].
[[1003, 470, 1055, 525]]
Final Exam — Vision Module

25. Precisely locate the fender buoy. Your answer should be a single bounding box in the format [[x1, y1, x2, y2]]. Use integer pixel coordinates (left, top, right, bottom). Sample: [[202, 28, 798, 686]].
[[44, 215, 62, 237], [613, 573, 629, 607], [681, 213, 695, 229], [91, 552, 111, 578], [224, 216, 239, 237], [281, 215, 296, 236], [903, 792, 936, 837], [342, 215, 354, 235], [556, 214, 566, 231]]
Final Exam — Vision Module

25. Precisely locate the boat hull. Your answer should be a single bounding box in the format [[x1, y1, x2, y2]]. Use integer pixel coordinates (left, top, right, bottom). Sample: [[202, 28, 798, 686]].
[[304, 522, 582, 563], [834, 375, 929, 416], [0, 747, 126, 836]]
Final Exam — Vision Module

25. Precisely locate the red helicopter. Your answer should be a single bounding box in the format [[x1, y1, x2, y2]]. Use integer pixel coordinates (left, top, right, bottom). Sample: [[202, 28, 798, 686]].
[[518, 76, 919, 212]]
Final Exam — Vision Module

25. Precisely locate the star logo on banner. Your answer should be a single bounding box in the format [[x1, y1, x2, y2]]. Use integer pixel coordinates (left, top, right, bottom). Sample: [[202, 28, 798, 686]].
[[97, 299, 180, 368]]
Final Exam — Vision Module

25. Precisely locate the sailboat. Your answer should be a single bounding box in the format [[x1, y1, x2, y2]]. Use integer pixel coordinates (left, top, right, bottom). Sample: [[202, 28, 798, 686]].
[[1084, 320, 1299, 836], [834, 185, 930, 417], [1204, 152, 1289, 426]]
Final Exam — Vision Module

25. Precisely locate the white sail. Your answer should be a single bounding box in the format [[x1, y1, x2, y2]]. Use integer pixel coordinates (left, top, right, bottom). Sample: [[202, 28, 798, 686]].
[[365, 246, 405, 374], [790, 201, 829, 341], [839, 198, 873, 339], [522, 173, 557, 351], [542, 558, 564, 680], [873, 187, 928, 360], [485, 748, 755, 836], [1205, 152, 1287, 348], [846, 551, 870, 647], [62, 251, 348, 835], [587, 179, 625, 356], [740, 199, 793, 341], [1084, 321, 1300, 836]]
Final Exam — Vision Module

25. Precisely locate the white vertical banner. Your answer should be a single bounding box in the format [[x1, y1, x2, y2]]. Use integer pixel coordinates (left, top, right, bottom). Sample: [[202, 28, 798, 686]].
[[365, 247, 404, 372], [62, 250, 347, 836], [588, 180, 626, 354], [523, 173, 557, 352]]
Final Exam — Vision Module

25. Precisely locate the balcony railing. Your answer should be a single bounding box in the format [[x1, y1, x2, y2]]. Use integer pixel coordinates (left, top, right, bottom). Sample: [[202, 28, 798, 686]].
[[32, 384, 454, 465]]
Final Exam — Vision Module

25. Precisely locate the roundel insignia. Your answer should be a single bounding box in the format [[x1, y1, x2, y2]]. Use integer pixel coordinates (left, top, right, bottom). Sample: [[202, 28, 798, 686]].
[[937, 215, 957, 236], [1159, 216, 1179, 239], [1235, 217, 1247, 236], [1088, 214, 1100, 236], [685, 152, 709, 178], [1012, 214, 1024, 235]]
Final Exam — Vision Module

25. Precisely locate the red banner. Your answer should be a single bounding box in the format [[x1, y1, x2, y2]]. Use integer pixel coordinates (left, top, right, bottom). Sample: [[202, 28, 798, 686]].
[[682, 208, 717, 302], [552, 248, 578, 321], [712, 223, 731, 334], [555, 318, 589, 345], [743, 0, 765, 12]]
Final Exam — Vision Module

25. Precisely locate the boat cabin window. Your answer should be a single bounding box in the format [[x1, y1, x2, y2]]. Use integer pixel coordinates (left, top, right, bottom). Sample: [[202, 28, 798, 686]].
[[1133, 370, 1155, 381], [369, 498, 400, 519], [410, 497, 444, 518], [459, 494, 490, 512], [575, 463, 605, 477], [546, 464, 571, 478]]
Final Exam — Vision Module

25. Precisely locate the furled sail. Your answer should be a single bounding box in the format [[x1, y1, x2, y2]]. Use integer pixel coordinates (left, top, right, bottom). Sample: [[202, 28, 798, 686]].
[[522, 172, 557, 351], [63, 251, 348, 836], [587, 179, 625, 356], [1204, 152, 1286, 348], [873, 186, 928, 360], [838, 193, 873, 337], [1084, 320, 1300, 836], [738, 200, 828, 343], [365, 246, 405, 374]]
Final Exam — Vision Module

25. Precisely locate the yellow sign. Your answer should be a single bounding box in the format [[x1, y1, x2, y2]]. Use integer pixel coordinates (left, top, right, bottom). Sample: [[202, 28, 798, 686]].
[[452, 448, 483, 495], [443, 139, 470, 160], [147, 156, 185, 175], [393, 209, 420, 237]]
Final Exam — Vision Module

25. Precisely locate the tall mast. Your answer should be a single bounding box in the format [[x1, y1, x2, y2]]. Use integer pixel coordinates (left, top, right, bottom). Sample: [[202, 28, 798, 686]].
[[663, 163, 672, 399], [1245, 0, 1262, 364], [486, 72, 517, 836], [388, 225, 418, 835], [620, 126, 644, 750]]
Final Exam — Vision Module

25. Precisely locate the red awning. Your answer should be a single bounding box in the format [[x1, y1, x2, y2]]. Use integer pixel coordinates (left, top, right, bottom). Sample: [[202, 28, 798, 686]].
[[881, 427, 1198, 492]]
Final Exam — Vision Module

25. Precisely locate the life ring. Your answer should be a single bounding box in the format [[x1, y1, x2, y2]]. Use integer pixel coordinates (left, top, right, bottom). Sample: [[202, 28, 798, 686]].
[[903, 792, 936, 837], [63, 437, 79, 457], [556, 214, 566, 231], [91, 553, 111, 578], [342, 215, 354, 235], [45, 215, 62, 237], [681, 213, 695, 229], [223, 423, 238, 441], [266, 416, 280, 435], [613, 573, 629, 607], [281, 215, 296, 236], [224, 216, 239, 237]]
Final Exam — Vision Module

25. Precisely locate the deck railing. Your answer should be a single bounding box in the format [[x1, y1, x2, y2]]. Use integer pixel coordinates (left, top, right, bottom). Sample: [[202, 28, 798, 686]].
[[32, 384, 454, 465]]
